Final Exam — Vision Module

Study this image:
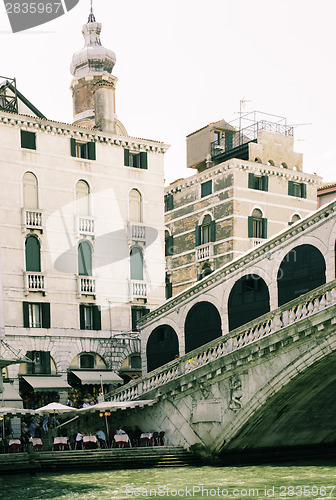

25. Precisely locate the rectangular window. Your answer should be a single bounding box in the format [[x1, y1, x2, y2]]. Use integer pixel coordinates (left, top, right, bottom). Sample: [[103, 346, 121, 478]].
[[70, 138, 96, 160], [248, 173, 268, 192], [79, 304, 101, 330], [164, 194, 174, 212], [214, 131, 221, 145], [248, 217, 268, 239], [80, 354, 95, 369], [124, 149, 148, 169], [201, 180, 212, 198], [131, 306, 150, 332], [288, 181, 307, 198], [23, 302, 50, 328], [21, 130, 36, 150], [26, 350, 51, 375]]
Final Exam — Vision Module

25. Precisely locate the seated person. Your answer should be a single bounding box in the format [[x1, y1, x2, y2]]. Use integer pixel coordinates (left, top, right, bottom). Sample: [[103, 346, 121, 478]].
[[95, 430, 106, 447], [116, 427, 126, 435]]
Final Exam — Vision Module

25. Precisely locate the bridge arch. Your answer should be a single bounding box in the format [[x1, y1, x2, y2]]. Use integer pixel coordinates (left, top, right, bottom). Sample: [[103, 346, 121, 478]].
[[228, 274, 270, 331], [146, 325, 179, 373], [184, 301, 222, 353], [277, 244, 326, 306]]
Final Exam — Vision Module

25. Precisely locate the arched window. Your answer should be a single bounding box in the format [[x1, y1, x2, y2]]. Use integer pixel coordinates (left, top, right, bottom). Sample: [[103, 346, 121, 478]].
[[277, 244, 326, 306], [130, 247, 143, 280], [23, 172, 38, 208], [129, 189, 142, 223], [248, 209, 267, 239], [228, 274, 270, 331], [254, 157, 262, 163], [201, 215, 212, 244], [25, 235, 41, 272], [281, 162, 288, 168], [184, 301, 222, 353], [76, 180, 90, 216], [146, 325, 179, 372], [267, 160, 275, 166], [80, 353, 95, 369], [290, 214, 301, 225], [78, 241, 92, 276]]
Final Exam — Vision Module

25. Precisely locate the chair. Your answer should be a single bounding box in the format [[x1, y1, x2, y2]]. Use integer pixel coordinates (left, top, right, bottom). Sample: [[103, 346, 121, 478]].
[[152, 432, 159, 446], [158, 431, 165, 446]]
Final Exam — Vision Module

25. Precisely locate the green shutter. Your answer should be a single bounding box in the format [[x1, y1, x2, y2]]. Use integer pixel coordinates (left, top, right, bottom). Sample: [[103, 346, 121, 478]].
[[21, 130, 36, 150], [131, 307, 138, 331], [248, 173, 254, 189], [201, 180, 212, 197], [301, 183, 307, 199], [41, 351, 51, 374], [26, 350, 33, 374], [288, 180, 294, 196], [70, 138, 76, 157], [210, 220, 216, 242], [195, 225, 201, 246], [166, 282, 173, 299], [168, 235, 174, 256], [262, 175, 269, 192], [167, 194, 174, 211], [88, 142, 96, 160], [25, 236, 41, 272], [140, 152, 148, 169], [93, 305, 101, 330], [23, 302, 30, 328], [42, 303, 50, 328], [248, 216, 254, 238], [124, 148, 130, 166], [262, 218, 268, 239], [79, 305, 85, 330]]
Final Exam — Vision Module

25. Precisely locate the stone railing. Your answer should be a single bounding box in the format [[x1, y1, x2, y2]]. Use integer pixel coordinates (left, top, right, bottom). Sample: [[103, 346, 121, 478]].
[[77, 216, 95, 236], [196, 243, 213, 262], [250, 238, 264, 248], [24, 272, 45, 294], [130, 280, 147, 299], [77, 276, 96, 296], [22, 209, 43, 231], [108, 280, 336, 402], [129, 224, 146, 242]]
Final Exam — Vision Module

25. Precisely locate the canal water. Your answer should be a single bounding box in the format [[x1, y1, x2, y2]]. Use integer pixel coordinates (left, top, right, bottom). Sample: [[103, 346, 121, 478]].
[[1, 464, 336, 499]]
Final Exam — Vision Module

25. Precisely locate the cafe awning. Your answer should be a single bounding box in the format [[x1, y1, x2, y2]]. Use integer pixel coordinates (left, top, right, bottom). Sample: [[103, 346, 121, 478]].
[[0, 383, 23, 408], [22, 376, 70, 392], [71, 371, 123, 385]]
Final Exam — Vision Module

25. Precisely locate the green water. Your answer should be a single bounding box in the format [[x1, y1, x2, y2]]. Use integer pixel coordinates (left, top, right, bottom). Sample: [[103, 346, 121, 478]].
[[1, 465, 336, 499]]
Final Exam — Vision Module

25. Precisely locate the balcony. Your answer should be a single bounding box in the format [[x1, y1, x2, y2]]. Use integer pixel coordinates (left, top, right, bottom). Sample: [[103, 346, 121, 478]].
[[24, 272, 45, 295], [250, 238, 264, 248], [196, 243, 214, 262], [77, 216, 95, 237], [22, 209, 43, 231], [130, 280, 147, 300], [128, 224, 146, 243], [77, 276, 96, 297]]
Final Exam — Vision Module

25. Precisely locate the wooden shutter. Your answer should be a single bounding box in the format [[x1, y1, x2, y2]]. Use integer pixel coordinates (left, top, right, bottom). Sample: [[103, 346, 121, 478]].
[[262, 175, 269, 192], [140, 152, 148, 169], [201, 180, 212, 198], [262, 218, 268, 239], [288, 180, 294, 196], [167, 194, 174, 211], [166, 282, 173, 299], [93, 305, 101, 330], [79, 304, 85, 330], [70, 138, 76, 157], [248, 173, 254, 189], [42, 303, 50, 328], [195, 225, 201, 246], [23, 302, 30, 328], [88, 142, 96, 160], [41, 351, 51, 374], [168, 235, 174, 256], [26, 350, 33, 374], [21, 130, 36, 150], [210, 220, 216, 242], [124, 148, 130, 166], [248, 216, 254, 238], [301, 183, 307, 199], [131, 307, 138, 331], [25, 236, 41, 272]]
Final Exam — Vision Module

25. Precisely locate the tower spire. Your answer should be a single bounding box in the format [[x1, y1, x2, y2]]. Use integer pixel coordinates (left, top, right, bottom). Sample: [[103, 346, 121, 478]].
[[88, 0, 95, 23]]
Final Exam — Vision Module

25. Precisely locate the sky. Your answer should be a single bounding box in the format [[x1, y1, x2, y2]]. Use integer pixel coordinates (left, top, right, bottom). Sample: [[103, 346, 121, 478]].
[[0, 0, 336, 185]]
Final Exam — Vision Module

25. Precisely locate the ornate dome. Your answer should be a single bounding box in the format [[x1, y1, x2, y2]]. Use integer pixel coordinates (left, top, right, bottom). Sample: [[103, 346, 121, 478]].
[[70, 10, 116, 79]]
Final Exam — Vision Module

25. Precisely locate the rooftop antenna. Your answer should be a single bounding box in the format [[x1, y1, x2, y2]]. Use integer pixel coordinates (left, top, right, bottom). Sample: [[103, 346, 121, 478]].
[[239, 97, 251, 131], [88, 0, 95, 22]]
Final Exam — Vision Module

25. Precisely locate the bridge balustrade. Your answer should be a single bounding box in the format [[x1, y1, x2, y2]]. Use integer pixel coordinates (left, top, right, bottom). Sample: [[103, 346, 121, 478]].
[[108, 280, 336, 403]]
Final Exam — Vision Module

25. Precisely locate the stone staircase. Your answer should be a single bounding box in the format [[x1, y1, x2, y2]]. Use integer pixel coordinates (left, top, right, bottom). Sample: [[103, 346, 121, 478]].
[[0, 446, 199, 474]]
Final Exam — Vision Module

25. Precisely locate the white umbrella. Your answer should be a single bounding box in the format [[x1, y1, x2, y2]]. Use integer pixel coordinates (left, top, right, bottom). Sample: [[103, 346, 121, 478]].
[[0, 407, 37, 416], [35, 402, 75, 415]]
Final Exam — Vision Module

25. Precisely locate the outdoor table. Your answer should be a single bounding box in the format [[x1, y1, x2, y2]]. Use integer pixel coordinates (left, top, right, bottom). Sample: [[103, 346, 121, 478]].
[[32, 438, 43, 450], [83, 435, 98, 449], [140, 433, 153, 446], [113, 434, 130, 448], [53, 436, 69, 451], [8, 439, 21, 452]]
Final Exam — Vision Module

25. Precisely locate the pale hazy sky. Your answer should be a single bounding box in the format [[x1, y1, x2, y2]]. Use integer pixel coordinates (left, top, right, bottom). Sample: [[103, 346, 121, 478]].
[[1, 0, 336, 184]]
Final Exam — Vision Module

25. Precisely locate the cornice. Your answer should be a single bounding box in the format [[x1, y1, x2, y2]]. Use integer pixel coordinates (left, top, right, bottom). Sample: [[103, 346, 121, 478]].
[[140, 199, 336, 327], [0, 110, 169, 154]]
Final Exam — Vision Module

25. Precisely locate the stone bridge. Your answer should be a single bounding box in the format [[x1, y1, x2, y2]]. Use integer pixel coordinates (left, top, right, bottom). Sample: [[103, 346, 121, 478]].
[[108, 280, 336, 454]]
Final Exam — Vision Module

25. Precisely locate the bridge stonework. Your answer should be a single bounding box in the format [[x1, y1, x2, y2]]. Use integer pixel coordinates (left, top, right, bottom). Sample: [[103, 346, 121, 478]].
[[108, 201, 336, 454]]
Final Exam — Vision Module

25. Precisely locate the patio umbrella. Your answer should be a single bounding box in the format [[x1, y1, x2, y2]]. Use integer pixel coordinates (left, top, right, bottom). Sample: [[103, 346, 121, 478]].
[[0, 407, 37, 440], [35, 402, 75, 414]]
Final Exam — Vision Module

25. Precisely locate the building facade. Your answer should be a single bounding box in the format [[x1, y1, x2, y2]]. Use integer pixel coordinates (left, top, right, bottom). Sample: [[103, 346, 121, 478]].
[[165, 114, 321, 297], [0, 10, 167, 407]]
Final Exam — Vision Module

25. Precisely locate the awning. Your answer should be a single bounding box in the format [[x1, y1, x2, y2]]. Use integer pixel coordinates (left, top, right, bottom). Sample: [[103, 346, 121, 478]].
[[71, 371, 123, 385], [22, 376, 70, 392], [0, 383, 23, 409], [79, 400, 156, 413]]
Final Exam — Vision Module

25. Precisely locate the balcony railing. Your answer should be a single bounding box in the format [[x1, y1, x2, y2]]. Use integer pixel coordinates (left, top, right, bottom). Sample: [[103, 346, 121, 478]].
[[130, 280, 147, 300], [196, 243, 214, 262], [77, 276, 96, 296], [129, 224, 146, 242], [250, 238, 264, 248], [77, 216, 95, 236], [22, 209, 43, 231], [24, 272, 45, 295]]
